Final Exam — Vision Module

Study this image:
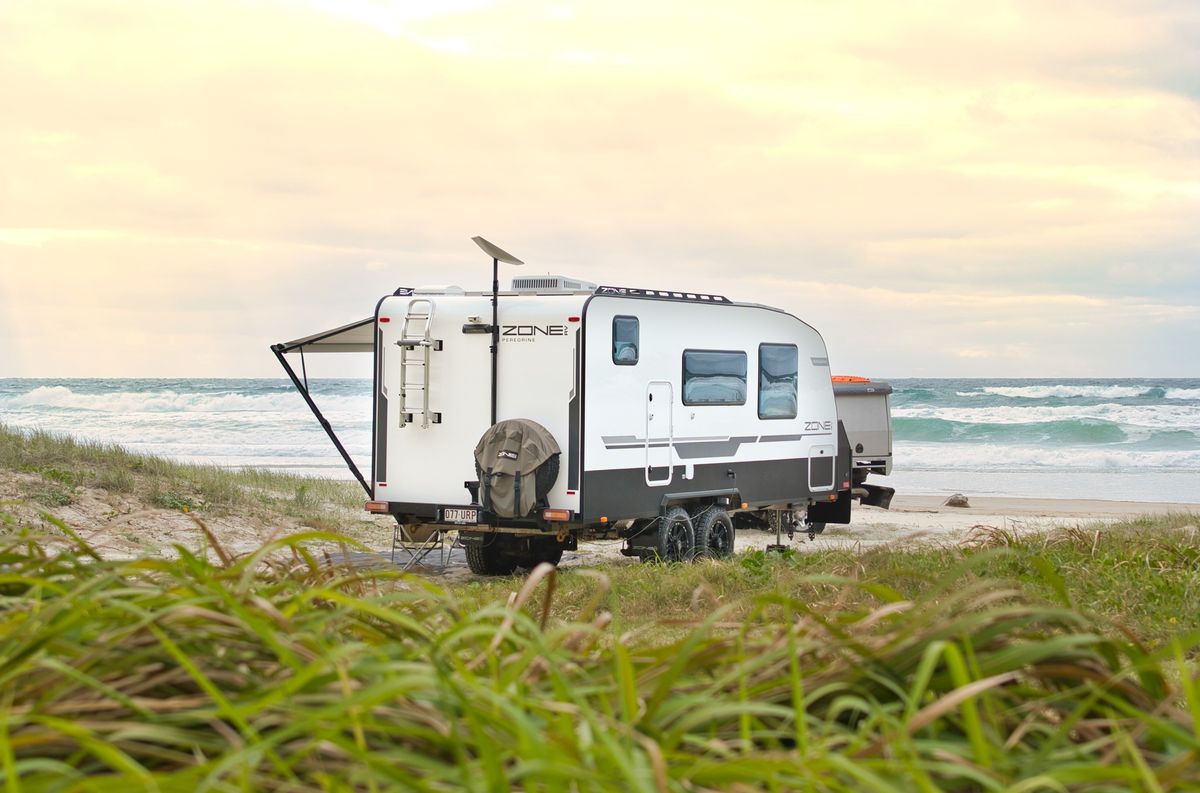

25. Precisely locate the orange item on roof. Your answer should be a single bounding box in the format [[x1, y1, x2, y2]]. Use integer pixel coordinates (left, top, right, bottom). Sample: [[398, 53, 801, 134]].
[[831, 375, 871, 383]]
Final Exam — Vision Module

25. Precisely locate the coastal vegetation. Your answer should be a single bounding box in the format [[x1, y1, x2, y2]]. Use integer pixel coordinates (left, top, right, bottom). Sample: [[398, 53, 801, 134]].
[[0, 422, 370, 534], [2, 424, 1200, 789], [456, 512, 1200, 645], [1, 514, 1199, 790]]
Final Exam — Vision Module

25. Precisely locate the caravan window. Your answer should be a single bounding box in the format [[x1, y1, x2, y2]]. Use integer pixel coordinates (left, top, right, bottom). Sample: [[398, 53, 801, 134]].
[[682, 350, 747, 405], [612, 316, 639, 365], [759, 344, 798, 419]]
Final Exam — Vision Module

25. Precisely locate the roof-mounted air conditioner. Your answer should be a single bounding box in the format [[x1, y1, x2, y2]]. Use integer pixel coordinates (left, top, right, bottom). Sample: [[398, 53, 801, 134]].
[[510, 275, 598, 293]]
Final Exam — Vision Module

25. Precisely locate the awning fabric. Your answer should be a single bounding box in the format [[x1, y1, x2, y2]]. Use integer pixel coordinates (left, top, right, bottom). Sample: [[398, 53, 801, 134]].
[[276, 317, 374, 354]]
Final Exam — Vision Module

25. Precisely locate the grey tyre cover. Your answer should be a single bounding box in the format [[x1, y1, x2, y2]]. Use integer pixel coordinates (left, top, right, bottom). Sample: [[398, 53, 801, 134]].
[[474, 419, 561, 518]]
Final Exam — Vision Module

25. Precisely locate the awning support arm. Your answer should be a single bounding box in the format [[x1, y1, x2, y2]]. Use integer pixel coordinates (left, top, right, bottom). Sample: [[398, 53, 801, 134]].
[[271, 343, 372, 497]]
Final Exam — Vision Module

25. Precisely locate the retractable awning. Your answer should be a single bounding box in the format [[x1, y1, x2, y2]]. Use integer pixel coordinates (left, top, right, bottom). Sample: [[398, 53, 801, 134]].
[[270, 317, 376, 497], [275, 317, 374, 354]]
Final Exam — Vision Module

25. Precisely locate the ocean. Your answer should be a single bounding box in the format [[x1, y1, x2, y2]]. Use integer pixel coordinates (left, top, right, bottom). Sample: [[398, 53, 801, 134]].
[[2, 378, 1198, 504]]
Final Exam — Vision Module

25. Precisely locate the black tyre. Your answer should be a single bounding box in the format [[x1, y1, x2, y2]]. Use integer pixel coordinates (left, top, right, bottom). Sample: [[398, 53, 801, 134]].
[[695, 507, 735, 559], [512, 539, 564, 570], [535, 541, 564, 566], [643, 506, 693, 563], [465, 539, 518, 576]]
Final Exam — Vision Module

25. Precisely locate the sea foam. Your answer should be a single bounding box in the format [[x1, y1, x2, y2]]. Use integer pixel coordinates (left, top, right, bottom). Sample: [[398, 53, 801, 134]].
[[972, 385, 1158, 399], [892, 403, 1200, 431], [1, 385, 368, 415]]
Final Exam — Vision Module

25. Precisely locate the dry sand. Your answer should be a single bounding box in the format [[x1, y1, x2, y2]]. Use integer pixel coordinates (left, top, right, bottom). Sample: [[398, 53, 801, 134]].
[[0, 469, 393, 559], [412, 494, 1200, 581], [5, 465, 1195, 579], [800, 494, 1200, 550]]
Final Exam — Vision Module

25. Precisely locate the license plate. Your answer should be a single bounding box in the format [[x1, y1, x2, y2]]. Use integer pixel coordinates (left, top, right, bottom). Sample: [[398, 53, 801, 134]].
[[440, 507, 480, 525]]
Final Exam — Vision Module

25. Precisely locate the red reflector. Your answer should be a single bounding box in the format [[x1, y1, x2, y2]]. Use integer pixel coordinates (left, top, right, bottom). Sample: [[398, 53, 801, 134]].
[[828, 494, 838, 502], [379, 317, 390, 323], [378, 482, 387, 487], [543, 508, 571, 521], [566, 490, 576, 495], [365, 501, 389, 514], [841, 481, 851, 490], [568, 316, 580, 322]]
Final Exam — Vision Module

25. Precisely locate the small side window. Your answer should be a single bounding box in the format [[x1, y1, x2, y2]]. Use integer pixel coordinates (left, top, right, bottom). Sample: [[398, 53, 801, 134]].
[[682, 350, 747, 405], [613, 316, 639, 365], [759, 343, 798, 419]]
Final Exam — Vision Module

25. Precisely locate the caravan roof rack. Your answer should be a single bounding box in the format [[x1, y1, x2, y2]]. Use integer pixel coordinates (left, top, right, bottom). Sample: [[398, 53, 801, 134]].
[[595, 285, 730, 303]]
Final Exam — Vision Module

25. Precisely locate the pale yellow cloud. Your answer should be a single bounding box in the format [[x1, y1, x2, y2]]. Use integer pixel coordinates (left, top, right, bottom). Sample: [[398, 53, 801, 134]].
[[1, 0, 1197, 376]]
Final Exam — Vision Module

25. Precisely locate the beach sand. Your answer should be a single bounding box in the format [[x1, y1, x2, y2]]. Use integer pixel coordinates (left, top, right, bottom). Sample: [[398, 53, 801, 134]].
[[446, 494, 1200, 580], [808, 494, 1199, 547], [6, 463, 1195, 577]]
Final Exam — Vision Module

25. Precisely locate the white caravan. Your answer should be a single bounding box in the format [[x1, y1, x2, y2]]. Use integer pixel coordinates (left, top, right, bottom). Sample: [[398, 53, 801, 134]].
[[273, 239, 893, 574]]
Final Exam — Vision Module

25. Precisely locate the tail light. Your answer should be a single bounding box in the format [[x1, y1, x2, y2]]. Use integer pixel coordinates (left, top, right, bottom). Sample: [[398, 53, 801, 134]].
[[542, 508, 572, 522], [365, 501, 390, 514]]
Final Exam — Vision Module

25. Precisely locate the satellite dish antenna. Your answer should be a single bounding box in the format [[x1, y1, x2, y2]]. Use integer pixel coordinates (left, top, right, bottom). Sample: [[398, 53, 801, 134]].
[[472, 236, 524, 425], [472, 236, 524, 265]]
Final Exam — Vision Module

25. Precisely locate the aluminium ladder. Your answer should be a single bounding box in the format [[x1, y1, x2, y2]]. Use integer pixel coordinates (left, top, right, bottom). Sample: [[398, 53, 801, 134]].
[[397, 299, 441, 428]]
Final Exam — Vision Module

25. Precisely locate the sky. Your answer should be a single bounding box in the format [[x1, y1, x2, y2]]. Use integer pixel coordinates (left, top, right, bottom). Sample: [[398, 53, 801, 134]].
[[1, 0, 1198, 378]]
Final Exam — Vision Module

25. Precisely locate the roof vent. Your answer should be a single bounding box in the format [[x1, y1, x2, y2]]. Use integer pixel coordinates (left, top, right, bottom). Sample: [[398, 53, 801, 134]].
[[511, 275, 598, 293]]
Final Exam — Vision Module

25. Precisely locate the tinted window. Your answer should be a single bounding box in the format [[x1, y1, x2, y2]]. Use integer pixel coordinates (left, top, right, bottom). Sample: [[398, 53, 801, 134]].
[[682, 350, 747, 405], [612, 316, 639, 365], [759, 344, 798, 419]]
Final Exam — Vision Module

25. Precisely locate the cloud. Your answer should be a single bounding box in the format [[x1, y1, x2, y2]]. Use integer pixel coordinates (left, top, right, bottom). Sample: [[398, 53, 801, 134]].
[[0, 0, 1197, 376]]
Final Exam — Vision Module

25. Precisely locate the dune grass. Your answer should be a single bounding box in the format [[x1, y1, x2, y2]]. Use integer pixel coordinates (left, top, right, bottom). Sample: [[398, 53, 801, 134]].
[[456, 514, 1200, 646], [4, 423, 1200, 788], [0, 422, 366, 528], [2, 510, 1200, 791]]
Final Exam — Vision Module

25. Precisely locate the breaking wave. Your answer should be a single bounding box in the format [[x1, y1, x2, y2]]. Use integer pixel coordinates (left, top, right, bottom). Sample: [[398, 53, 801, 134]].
[[893, 403, 1200, 431], [959, 384, 1165, 400], [893, 417, 1140, 445], [1, 385, 368, 415]]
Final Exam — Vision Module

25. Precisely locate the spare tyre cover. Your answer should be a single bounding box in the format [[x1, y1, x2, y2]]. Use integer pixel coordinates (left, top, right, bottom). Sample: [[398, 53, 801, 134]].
[[474, 419, 561, 518]]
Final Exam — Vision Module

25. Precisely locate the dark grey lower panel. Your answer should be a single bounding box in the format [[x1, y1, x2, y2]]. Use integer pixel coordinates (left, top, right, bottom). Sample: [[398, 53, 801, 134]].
[[582, 458, 824, 522], [374, 392, 388, 484], [374, 328, 387, 485]]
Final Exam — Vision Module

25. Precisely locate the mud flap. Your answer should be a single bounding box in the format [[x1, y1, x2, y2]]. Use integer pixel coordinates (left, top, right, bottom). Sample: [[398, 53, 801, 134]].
[[807, 489, 852, 525], [860, 483, 895, 509]]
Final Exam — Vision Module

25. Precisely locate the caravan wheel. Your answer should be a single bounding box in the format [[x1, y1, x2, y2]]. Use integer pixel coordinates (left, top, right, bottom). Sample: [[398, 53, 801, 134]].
[[465, 538, 518, 576], [512, 538, 564, 570], [695, 507, 735, 559], [643, 506, 693, 563]]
